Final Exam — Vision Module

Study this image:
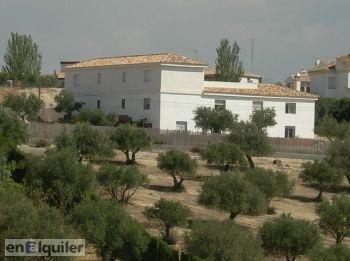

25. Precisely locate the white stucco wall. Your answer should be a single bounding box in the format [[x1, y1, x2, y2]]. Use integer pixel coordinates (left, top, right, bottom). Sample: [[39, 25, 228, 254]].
[[310, 71, 350, 98]]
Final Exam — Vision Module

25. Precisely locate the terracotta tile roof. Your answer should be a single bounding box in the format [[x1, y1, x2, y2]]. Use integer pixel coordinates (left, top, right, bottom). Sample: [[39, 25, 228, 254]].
[[336, 54, 350, 68], [57, 72, 65, 79], [65, 52, 206, 69], [295, 73, 310, 82], [203, 84, 318, 99], [309, 60, 336, 73]]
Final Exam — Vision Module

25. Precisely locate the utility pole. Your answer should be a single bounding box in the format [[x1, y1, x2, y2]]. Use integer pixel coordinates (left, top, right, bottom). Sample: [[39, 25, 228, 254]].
[[250, 39, 255, 73]]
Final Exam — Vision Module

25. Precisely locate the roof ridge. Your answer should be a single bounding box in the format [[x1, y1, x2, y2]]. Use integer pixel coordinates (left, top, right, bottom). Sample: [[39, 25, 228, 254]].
[[79, 52, 173, 63]]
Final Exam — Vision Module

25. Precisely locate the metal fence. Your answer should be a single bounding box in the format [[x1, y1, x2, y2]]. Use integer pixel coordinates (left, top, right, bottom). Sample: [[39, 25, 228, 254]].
[[26, 122, 328, 155]]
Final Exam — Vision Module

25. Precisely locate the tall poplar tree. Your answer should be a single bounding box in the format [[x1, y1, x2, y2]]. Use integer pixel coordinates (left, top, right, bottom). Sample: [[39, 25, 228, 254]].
[[3, 33, 42, 84], [215, 38, 244, 82]]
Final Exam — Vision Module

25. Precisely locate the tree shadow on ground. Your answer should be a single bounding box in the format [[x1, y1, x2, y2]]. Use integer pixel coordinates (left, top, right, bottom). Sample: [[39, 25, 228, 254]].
[[147, 184, 185, 193]]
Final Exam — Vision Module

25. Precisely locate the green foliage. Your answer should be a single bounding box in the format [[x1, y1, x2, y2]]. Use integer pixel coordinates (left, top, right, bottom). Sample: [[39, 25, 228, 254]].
[[200, 141, 247, 171], [2, 92, 44, 121], [3, 32, 42, 83], [245, 168, 293, 212], [141, 237, 179, 261], [300, 161, 342, 201], [193, 106, 237, 133], [199, 172, 267, 219], [227, 121, 273, 168], [215, 38, 244, 82], [98, 163, 148, 203], [0, 180, 74, 260], [0, 71, 10, 86], [39, 73, 58, 87], [186, 219, 264, 261], [112, 124, 151, 164], [54, 90, 83, 121], [316, 195, 350, 245], [0, 106, 27, 151], [157, 150, 197, 190], [251, 108, 277, 130], [144, 198, 191, 244], [24, 149, 96, 212], [77, 109, 118, 126], [70, 196, 149, 260], [260, 213, 321, 261], [316, 98, 350, 123], [315, 116, 350, 141], [55, 123, 115, 162], [326, 137, 350, 184], [309, 245, 350, 261]]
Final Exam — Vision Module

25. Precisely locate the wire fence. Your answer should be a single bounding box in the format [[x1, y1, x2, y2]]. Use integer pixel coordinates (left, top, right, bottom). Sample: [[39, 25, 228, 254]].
[[26, 122, 329, 155]]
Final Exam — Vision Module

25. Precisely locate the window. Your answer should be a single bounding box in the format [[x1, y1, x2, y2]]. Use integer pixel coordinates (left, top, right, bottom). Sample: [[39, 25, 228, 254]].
[[328, 77, 336, 89], [97, 100, 101, 109], [285, 126, 295, 138], [97, 73, 102, 84], [144, 70, 151, 82], [121, 98, 126, 109], [253, 101, 263, 111], [122, 72, 126, 82], [176, 121, 187, 131], [214, 100, 226, 110], [285, 103, 296, 114], [143, 98, 150, 110], [73, 74, 80, 86]]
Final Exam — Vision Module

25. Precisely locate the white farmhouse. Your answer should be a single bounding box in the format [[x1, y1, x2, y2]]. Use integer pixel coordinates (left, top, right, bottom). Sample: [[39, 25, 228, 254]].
[[64, 52, 318, 138], [309, 55, 350, 98]]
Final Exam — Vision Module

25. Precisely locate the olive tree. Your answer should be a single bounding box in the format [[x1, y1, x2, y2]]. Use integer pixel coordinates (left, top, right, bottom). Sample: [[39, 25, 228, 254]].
[[199, 172, 267, 220], [315, 116, 350, 141], [97, 164, 148, 204], [245, 168, 293, 213], [143, 198, 191, 244], [226, 121, 273, 168], [308, 245, 350, 261], [186, 220, 264, 261], [250, 108, 277, 130], [112, 124, 151, 164], [70, 196, 149, 260], [157, 150, 197, 191], [316, 195, 350, 245], [24, 149, 96, 212], [326, 137, 350, 184], [300, 161, 343, 202], [54, 89, 83, 122], [260, 213, 321, 261], [200, 141, 247, 171], [2, 92, 43, 121], [193, 106, 238, 133], [55, 123, 115, 163]]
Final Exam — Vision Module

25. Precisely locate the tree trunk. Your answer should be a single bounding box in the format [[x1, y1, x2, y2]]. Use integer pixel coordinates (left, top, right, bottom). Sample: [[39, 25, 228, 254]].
[[164, 225, 172, 244], [173, 177, 184, 191], [246, 154, 255, 169], [78, 154, 84, 164], [130, 151, 136, 165], [124, 150, 131, 164], [229, 211, 238, 220], [336, 234, 343, 245], [347, 175, 350, 185], [316, 187, 323, 202]]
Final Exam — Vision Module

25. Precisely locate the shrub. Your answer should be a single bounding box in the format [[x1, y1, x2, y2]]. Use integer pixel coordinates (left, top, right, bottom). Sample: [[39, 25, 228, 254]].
[[55, 90, 83, 122], [34, 138, 49, 148], [157, 150, 197, 191], [308, 245, 350, 261], [250, 108, 277, 130]]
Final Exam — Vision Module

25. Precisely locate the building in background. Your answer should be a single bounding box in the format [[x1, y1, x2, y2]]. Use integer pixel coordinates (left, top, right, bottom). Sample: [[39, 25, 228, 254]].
[[57, 61, 80, 87], [309, 54, 350, 98], [204, 68, 263, 83], [285, 68, 311, 93], [64, 52, 317, 138]]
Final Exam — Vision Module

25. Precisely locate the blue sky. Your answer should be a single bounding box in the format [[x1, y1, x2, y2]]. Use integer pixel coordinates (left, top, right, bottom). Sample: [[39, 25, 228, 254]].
[[0, 0, 349, 82]]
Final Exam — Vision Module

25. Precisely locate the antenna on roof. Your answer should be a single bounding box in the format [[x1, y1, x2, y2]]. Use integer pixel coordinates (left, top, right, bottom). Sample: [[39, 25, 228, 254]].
[[250, 39, 255, 73]]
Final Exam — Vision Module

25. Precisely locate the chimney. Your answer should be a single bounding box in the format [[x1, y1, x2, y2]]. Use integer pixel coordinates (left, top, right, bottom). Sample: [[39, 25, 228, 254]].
[[301, 67, 306, 74], [315, 58, 321, 67]]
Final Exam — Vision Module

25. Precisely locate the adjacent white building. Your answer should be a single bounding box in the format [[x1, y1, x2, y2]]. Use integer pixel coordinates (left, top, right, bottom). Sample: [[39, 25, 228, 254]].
[[64, 52, 318, 138], [309, 55, 350, 98], [285, 68, 311, 93]]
